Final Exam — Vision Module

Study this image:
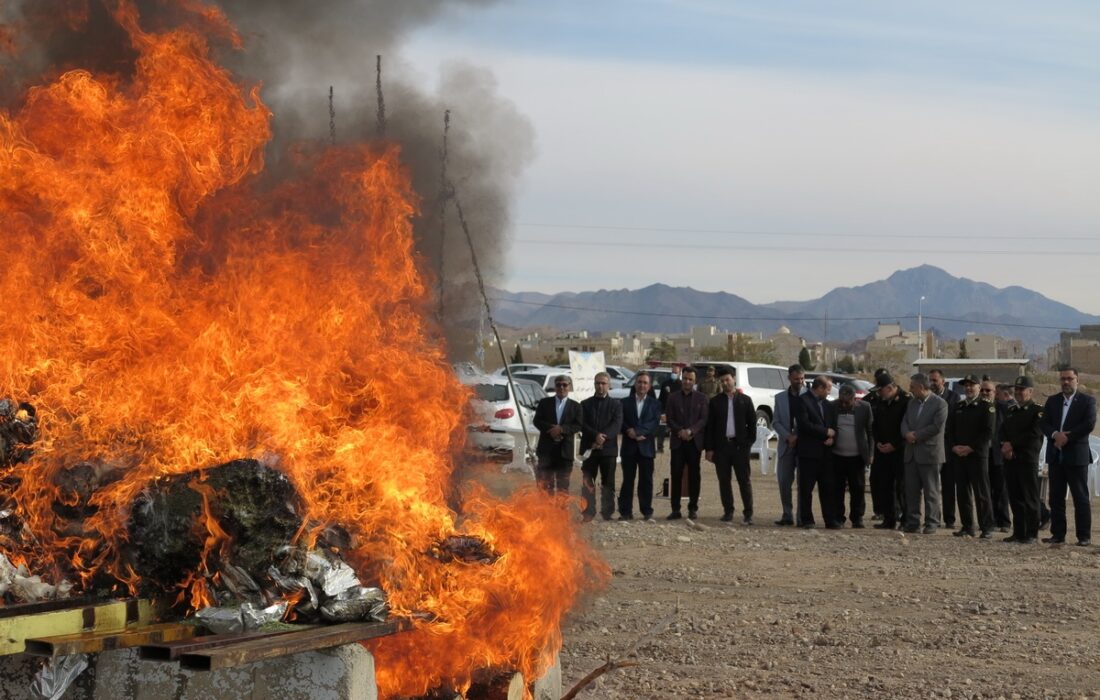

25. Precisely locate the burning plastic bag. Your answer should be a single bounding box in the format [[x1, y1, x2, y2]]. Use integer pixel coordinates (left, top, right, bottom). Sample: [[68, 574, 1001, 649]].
[[320, 586, 388, 623], [30, 653, 88, 700]]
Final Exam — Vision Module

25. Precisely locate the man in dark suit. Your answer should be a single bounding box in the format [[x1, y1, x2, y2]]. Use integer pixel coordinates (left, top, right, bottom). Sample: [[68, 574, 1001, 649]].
[[929, 369, 961, 528], [794, 375, 837, 528], [533, 375, 583, 495], [704, 369, 757, 523], [665, 367, 708, 520], [1040, 367, 1097, 546], [619, 371, 662, 521], [579, 372, 623, 522]]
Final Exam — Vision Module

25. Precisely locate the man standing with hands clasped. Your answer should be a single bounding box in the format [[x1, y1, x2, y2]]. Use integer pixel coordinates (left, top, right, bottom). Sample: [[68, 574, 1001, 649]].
[[1000, 375, 1044, 544], [665, 367, 708, 520], [580, 372, 623, 522], [901, 373, 948, 534], [533, 375, 583, 495], [947, 374, 997, 539], [619, 371, 662, 521], [704, 369, 757, 524], [1040, 367, 1097, 546]]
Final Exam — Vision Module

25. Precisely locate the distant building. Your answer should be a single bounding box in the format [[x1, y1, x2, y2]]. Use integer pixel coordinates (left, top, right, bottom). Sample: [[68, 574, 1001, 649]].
[[963, 332, 1025, 360], [768, 326, 806, 366], [1056, 325, 1100, 373]]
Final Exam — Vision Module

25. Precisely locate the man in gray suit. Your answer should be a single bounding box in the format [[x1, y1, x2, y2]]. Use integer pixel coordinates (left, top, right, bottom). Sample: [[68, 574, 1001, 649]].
[[772, 364, 806, 526], [901, 373, 949, 534]]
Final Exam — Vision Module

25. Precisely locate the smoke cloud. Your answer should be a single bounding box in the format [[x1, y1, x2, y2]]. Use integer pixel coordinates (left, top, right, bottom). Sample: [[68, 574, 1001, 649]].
[[0, 0, 535, 360]]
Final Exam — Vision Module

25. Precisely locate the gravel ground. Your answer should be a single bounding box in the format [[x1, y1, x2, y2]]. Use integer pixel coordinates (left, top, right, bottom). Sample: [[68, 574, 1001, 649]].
[[556, 450, 1100, 700]]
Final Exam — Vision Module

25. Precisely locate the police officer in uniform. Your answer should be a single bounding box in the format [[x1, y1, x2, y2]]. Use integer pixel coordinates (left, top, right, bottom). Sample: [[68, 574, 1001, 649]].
[[869, 373, 910, 530], [999, 375, 1044, 544], [946, 374, 996, 538]]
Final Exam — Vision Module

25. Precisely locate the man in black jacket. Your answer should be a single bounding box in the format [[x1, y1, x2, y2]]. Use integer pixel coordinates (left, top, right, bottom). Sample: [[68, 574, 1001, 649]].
[[580, 372, 623, 522], [1000, 375, 1044, 544], [533, 375, 583, 495], [947, 375, 997, 539], [704, 370, 757, 523], [870, 374, 910, 530], [794, 376, 837, 528]]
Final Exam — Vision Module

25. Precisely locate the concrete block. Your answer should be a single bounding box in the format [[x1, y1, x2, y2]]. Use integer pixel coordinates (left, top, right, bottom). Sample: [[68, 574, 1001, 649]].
[[90, 643, 376, 700], [532, 654, 561, 700]]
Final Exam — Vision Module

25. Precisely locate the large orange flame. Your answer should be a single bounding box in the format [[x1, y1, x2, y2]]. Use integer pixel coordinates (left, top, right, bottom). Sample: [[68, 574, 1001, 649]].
[[0, 1, 607, 695]]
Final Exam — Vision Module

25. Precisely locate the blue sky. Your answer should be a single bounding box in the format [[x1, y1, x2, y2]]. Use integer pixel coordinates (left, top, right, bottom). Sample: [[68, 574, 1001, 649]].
[[401, 1, 1100, 313]]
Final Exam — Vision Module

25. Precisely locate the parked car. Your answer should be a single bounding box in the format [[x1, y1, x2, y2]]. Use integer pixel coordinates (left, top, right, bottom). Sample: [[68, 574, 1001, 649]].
[[804, 372, 874, 401], [512, 367, 573, 395], [491, 363, 549, 377], [459, 371, 542, 461], [609, 368, 678, 400], [689, 362, 789, 428], [550, 363, 634, 389]]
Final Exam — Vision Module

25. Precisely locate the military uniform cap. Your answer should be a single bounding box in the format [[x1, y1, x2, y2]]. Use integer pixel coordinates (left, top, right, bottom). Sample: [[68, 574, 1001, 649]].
[[1013, 375, 1034, 389]]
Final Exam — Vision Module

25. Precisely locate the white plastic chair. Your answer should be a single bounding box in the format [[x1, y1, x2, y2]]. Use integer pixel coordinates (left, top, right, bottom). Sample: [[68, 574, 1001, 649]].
[[1089, 449, 1100, 498], [752, 429, 778, 475]]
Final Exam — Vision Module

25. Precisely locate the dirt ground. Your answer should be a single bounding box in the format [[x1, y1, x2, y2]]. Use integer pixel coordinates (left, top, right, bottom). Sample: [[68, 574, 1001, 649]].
[[549, 450, 1100, 700]]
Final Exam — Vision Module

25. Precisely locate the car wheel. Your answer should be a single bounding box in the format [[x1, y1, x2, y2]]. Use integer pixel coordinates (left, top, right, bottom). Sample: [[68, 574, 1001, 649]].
[[755, 409, 771, 429]]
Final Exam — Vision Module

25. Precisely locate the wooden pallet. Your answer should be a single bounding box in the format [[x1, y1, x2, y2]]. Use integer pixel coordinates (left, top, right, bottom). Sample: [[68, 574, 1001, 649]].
[[0, 598, 162, 656], [166, 620, 408, 671]]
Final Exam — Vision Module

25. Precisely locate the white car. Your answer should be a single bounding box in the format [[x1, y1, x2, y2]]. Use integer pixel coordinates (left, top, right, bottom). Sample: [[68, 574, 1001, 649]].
[[459, 372, 542, 463], [512, 368, 573, 396], [690, 362, 790, 428], [492, 363, 549, 377]]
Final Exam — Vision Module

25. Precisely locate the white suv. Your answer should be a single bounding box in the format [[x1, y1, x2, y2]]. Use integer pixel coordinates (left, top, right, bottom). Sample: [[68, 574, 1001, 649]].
[[689, 362, 789, 428]]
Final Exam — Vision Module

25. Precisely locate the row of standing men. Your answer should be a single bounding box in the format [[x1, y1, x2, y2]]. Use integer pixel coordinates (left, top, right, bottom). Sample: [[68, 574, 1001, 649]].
[[530, 365, 1097, 545]]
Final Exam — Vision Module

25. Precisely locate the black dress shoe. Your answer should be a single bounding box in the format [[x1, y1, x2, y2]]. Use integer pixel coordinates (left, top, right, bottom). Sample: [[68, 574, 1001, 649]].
[[1002, 535, 1020, 543], [851, 520, 865, 529], [688, 510, 698, 520], [979, 531, 994, 540], [873, 522, 895, 530], [720, 512, 734, 522], [774, 519, 794, 526], [902, 526, 920, 533], [1041, 536, 1064, 544], [742, 515, 753, 525], [952, 529, 975, 538], [666, 512, 682, 520], [1019, 537, 1038, 544], [1077, 539, 1091, 547], [825, 523, 842, 530], [799, 522, 815, 529]]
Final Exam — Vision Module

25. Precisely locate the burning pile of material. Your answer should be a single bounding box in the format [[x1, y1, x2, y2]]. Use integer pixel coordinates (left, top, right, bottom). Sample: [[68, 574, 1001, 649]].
[[0, 1, 607, 696]]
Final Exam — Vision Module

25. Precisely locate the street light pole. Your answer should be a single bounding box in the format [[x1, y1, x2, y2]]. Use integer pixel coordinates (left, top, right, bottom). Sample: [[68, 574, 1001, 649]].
[[917, 295, 926, 359]]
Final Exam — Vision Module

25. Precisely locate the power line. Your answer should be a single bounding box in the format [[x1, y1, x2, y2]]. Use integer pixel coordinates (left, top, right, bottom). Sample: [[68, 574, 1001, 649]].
[[517, 222, 1100, 243], [513, 238, 1100, 257], [490, 298, 1082, 331]]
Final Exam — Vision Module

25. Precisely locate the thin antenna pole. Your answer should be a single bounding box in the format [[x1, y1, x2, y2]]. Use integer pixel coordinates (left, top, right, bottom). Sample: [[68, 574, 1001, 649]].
[[375, 55, 387, 137], [328, 86, 336, 145], [437, 110, 450, 315]]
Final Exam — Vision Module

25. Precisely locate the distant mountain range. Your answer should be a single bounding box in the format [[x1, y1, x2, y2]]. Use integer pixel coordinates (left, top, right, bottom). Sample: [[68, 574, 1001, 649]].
[[490, 265, 1100, 351]]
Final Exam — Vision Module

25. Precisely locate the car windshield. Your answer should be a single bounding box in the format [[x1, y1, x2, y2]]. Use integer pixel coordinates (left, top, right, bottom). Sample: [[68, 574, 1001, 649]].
[[473, 384, 509, 402]]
